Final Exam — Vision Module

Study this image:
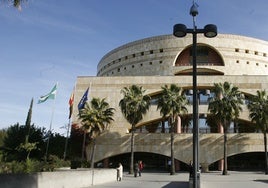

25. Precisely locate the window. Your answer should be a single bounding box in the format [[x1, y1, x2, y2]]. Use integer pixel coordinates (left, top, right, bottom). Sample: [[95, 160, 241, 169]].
[[264, 53, 267, 57], [141, 52, 144, 56], [150, 50, 153, 54], [140, 63, 143, 66], [159, 61, 163, 64], [149, 62, 152, 65], [190, 46, 209, 64], [245, 49, 249, 53], [254, 51, 258, 55], [236, 60, 239, 63], [235, 48, 239, 52], [160, 49, 163, 53], [132, 54, 136, 58]]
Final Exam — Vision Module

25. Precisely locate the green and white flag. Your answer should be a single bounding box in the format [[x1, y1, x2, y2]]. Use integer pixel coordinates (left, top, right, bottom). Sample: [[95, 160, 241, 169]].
[[38, 83, 58, 104]]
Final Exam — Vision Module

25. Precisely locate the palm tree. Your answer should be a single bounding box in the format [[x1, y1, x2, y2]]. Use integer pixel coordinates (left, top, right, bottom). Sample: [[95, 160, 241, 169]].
[[78, 97, 115, 169], [157, 84, 188, 175], [208, 82, 243, 175], [6, 0, 25, 10], [247, 90, 268, 174], [119, 85, 151, 174]]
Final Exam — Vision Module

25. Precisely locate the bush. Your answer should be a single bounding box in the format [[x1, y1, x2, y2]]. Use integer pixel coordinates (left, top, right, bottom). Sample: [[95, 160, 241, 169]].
[[42, 155, 70, 171], [0, 155, 71, 174]]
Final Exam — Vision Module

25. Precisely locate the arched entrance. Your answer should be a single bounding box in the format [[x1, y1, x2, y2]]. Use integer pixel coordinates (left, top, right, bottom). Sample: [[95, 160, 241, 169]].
[[102, 152, 189, 172]]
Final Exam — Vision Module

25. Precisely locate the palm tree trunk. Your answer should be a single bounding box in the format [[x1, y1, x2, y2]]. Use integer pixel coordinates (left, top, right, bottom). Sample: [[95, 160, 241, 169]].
[[264, 128, 268, 175], [129, 124, 135, 174], [90, 138, 96, 169], [170, 124, 175, 175], [81, 131, 86, 161], [222, 125, 228, 175], [170, 117, 175, 175], [162, 120, 165, 133]]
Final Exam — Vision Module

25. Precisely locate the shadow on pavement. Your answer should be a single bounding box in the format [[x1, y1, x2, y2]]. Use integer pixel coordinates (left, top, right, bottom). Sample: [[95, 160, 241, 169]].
[[254, 179, 268, 184], [162, 181, 188, 188]]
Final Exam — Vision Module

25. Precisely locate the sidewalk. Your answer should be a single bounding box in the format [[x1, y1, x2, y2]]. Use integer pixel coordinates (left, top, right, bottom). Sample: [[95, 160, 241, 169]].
[[91, 171, 268, 188], [202, 171, 268, 188]]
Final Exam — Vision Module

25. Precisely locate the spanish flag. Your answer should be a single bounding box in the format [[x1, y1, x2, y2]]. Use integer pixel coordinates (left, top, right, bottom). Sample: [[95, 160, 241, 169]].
[[68, 91, 74, 119]]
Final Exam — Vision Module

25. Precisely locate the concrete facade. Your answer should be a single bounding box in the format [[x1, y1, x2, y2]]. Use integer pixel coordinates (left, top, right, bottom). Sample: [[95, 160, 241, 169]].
[[97, 34, 268, 76], [73, 33, 268, 170], [0, 169, 116, 188]]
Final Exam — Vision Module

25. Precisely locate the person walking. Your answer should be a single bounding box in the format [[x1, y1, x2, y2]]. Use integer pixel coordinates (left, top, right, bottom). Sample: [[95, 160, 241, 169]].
[[167, 159, 171, 173], [134, 162, 139, 177], [189, 160, 193, 178], [138, 161, 143, 176], [116, 163, 123, 181]]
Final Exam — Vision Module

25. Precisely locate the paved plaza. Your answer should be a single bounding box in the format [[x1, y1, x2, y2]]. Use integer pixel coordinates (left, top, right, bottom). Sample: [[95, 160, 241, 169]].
[[92, 171, 268, 188]]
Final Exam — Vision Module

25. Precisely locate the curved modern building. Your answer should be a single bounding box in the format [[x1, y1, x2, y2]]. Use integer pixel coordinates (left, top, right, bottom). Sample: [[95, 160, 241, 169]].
[[97, 34, 268, 77], [73, 33, 268, 171]]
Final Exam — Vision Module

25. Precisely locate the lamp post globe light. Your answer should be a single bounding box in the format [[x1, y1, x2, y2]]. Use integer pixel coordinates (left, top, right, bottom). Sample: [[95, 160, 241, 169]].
[[173, 2, 217, 188]]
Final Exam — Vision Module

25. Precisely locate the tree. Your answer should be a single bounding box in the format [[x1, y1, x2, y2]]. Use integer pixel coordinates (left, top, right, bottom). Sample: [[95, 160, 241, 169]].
[[0, 129, 7, 161], [78, 97, 115, 168], [247, 90, 268, 174], [69, 123, 84, 159], [208, 82, 243, 175], [7, 0, 27, 10], [119, 85, 151, 174], [2, 123, 46, 161], [25, 98, 33, 144], [157, 84, 188, 175], [16, 98, 40, 161]]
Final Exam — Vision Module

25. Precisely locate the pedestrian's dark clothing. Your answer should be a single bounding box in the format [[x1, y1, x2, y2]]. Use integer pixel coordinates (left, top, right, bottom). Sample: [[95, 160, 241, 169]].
[[189, 162, 193, 178], [134, 162, 139, 177]]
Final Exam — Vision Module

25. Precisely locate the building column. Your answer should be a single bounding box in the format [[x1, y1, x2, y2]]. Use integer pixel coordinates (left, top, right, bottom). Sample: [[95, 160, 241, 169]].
[[176, 116, 181, 133], [218, 123, 224, 133], [175, 160, 180, 171], [200, 163, 209, 173], [218, 159, 224, 171], [103, 158, 109, 168]]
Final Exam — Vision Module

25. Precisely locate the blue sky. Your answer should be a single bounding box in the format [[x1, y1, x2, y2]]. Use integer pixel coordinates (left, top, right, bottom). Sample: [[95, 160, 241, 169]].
[[0, 0, 268, 135]]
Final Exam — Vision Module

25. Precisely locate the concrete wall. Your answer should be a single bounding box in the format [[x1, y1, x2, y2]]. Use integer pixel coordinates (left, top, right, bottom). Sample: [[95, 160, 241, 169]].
[[0, 168, 116, 188], [97, 34, 268, 77], [93, 133, 265, 168]]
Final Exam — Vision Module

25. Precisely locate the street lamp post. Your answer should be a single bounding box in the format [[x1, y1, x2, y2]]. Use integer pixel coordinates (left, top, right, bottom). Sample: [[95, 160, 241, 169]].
[[173, 2, 217, 188]]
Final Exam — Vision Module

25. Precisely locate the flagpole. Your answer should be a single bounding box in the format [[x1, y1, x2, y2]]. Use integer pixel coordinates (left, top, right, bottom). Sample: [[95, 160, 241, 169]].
[[45, 99, 55, 162], [63, 118, 71, 160], [80, 82, 92, 161], [44, 82, 58, 162], [64, 84, 76, 160]]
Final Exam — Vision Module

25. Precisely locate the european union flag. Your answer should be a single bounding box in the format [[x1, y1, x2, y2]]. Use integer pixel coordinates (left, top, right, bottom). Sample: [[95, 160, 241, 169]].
[[78, 87, 89, 110]]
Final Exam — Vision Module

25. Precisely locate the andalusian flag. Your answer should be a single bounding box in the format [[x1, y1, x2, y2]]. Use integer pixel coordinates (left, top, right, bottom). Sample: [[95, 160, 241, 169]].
[[38, 83, 58, 104], [68, 90, 74, 119]]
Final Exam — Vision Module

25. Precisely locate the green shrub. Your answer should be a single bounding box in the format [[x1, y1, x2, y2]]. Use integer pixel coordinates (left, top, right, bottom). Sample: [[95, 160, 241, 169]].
[[0, 156, 71, 174], [42, 155, 70, 171]]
